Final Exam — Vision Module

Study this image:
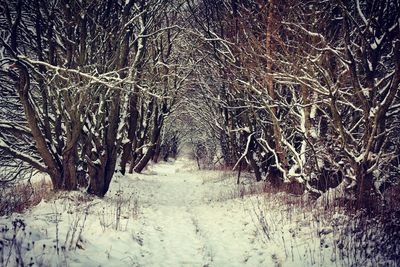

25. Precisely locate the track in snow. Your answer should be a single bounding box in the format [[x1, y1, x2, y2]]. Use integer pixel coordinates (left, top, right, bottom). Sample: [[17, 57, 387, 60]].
[[122, 158, 268, 267]]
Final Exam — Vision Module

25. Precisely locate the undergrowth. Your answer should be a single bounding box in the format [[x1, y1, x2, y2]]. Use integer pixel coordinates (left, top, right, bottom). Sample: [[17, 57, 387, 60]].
[[202, 171, 400, 266], [252, 190, 400, 266], [0, 179, 52, 216]]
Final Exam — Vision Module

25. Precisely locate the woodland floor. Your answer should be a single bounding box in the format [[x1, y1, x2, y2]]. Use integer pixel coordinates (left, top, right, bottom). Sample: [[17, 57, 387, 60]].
[[1, 157, 397, 267], [92, 158, 273, 266]]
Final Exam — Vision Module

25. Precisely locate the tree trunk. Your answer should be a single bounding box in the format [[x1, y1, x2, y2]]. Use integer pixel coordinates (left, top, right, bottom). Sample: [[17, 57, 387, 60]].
[[134, 106, 163, 173], [152, 137, 162, 163], [134, 124, 163, 173], [134, 144, 157, 173], [87, 161, 106, 197], [13, 63, 62, 189], [120, 95, 139, 174], [356, 163, 376, 210], [62, 145, 78, 190], [265, 0, 288, 170], [248, 155, 262, 182]]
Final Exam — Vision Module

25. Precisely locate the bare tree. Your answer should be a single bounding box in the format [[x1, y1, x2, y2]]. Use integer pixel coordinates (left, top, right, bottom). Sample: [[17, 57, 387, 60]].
[[0, 0, 189, 196]]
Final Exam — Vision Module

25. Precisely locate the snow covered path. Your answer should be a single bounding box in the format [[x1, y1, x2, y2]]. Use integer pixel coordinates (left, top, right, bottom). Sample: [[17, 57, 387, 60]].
[[123, 158, 269, 267]]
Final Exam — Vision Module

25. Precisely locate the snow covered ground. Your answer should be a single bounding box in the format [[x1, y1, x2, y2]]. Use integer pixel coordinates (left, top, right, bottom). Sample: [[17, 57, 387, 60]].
[[1, 158, 397, 266]]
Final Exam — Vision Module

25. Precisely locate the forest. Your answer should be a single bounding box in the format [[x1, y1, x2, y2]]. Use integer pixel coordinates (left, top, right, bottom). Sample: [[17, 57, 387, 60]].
[[0, 0, 399, 266]]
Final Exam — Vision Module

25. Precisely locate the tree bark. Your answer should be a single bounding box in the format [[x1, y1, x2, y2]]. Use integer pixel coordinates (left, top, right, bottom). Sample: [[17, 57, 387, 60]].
[[134, 106, 163, 173], [13, 63, 62, 189], [120, 94, 139, 174], [265, 0, 288, 170]]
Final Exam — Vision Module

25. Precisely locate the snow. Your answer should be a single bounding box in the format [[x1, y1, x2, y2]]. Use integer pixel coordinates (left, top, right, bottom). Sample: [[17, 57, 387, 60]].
[[118, 159, 270, 266], [367, 59, 373, 72], [1, 158, 397, 266]]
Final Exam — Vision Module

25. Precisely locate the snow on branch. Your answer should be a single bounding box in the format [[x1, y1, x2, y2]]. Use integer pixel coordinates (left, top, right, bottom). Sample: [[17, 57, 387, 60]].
[[0, 138, 47, 173], [233, 132, 254, 171], [17, 55, 167, 99]]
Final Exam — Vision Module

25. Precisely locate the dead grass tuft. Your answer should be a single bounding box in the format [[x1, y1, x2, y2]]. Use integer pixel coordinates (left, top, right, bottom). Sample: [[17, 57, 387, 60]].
[[253, 187, 400, 266], [0, 178, 53, 216]]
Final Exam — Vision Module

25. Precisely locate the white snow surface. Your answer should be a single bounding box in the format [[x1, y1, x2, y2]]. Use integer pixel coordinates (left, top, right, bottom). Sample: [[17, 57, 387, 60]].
[[1, 157, 389, 267]]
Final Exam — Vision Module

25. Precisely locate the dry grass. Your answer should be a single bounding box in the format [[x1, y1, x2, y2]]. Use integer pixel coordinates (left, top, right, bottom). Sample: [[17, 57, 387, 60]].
[[0, 178, 53, 216], [202, 170, 400, 265], [201, 170, 275, 202], [98, 187, 139, 231], [251, 186, 400, 266]]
